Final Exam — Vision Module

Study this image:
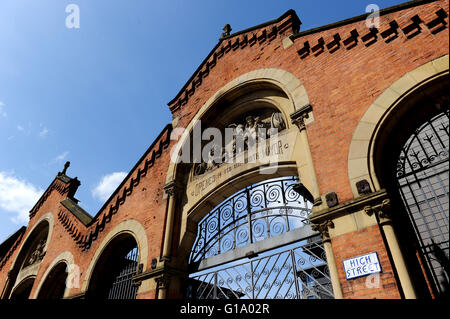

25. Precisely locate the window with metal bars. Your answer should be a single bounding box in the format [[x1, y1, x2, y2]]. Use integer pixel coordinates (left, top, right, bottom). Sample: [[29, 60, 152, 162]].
[[107, 247, 139, 299], [86, 235, 140, 299], [396, 108, 449, 297]]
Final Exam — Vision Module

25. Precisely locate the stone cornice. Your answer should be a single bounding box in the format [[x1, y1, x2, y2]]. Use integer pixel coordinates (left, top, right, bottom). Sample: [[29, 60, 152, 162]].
[[64, 292, 86, 299], [132, 264, 188, 287], [294, 4, 447, 61], [291, 0, 440, 40], [310, 190, 389, 225], [290, 104, 313, 131], [168, 10, 301, 113]]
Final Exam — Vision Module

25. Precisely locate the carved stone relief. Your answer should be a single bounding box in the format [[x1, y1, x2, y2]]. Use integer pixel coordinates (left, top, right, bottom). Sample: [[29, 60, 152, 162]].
[[24, 239, 47, 267], [193, 111, 286, 176]]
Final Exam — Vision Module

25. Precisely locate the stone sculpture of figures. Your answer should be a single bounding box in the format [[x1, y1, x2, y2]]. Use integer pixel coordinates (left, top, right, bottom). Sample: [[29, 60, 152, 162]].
[[26, 239, 46, 267], [245, 115, 268, 147], [193, 111, 286, 176], [269, 112, 286, 137], [245, 116, 257, 143], [228, 123, 245, 155], [205, 144, 222, 172]]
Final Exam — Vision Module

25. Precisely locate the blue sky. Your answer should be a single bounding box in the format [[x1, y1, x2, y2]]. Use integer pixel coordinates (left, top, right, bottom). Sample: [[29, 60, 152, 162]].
[[0, 0, 406, 242]]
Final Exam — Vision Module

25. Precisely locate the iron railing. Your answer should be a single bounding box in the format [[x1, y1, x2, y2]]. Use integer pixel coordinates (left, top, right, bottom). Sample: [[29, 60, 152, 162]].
[[396, 108, 449, 296], [107, 247, 139, 299], [188, 235, 333, 299]]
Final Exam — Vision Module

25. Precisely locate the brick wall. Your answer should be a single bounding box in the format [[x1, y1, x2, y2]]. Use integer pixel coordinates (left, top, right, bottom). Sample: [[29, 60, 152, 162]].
[[331, 225, 401, 299], [0, 126, 173, 299], [0, 0, 448, 299]]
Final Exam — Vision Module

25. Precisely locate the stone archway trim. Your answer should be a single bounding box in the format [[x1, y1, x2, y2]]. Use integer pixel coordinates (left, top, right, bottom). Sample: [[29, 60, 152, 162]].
[[9, 275, 36, 298], [32, 251, 74, 299], [9, 212, 54, 272], [348, 54, 449, 197], [166, 67, 310, 185], [80, 219, 149, 293]]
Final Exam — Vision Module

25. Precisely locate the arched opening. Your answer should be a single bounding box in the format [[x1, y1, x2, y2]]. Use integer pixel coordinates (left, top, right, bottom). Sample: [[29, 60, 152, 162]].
[[10, 277, 35, 300], [186, 176, 334, 299], [374, 75, 449, 298], [168, 74, 330, 299], [37, 262, 68, 299], [86, 233, 139, 299]]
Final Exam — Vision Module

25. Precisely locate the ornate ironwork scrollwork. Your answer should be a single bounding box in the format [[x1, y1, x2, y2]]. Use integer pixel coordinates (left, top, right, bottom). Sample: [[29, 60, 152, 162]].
[[189, 177, 313, 263], [395, 103, 449, 297]]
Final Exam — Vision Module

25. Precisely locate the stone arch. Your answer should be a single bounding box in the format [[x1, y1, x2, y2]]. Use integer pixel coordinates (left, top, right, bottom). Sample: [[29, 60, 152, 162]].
[[9, 276, 36, 300], [3, 213, 54, 299], [81, 219, 148, 295], [347, 55, 449, 197], [166, 68, 310, 185], [165, 68, 317, 274], [10, 213, 54, 271], [33, 251, 74, 299]]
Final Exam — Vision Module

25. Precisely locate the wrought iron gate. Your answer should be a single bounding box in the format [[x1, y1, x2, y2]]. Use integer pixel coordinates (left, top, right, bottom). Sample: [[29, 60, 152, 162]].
[[107, 247, 139, 299], [396, 109, 449, 296], [187, 177, 333, 299], [188, 235, 333, 299]]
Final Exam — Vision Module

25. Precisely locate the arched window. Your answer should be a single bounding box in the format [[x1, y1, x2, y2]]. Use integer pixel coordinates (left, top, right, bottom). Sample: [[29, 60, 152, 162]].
[[187, 177, 333, 299], [396, 104, 449, 297], [37, 262, 68, 299], [5, 219, 50, 299], [373, 78, 449, 299], [9, 277, 35, 300], [87, 234, 139, 299]]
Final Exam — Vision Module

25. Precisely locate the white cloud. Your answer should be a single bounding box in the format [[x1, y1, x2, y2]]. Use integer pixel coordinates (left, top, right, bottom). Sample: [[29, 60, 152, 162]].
[[39, 126, 49, 138], [17, 125, 24, 131], [0, 101, 6, 117], [92, 172, 127, 202], [0, 172, 44, 224], [54, 151, 69, 162]]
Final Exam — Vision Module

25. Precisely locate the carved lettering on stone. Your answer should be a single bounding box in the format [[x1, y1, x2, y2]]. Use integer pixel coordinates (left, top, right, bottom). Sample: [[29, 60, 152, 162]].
[[193, 111, 286, 176]]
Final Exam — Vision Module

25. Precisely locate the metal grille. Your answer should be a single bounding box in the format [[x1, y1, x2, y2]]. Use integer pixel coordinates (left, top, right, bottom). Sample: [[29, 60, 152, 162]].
[[187, 235, 333, 299], [107, 247, 139, 299], [189, 177, 312, 264], [396, 108, 449, 296]]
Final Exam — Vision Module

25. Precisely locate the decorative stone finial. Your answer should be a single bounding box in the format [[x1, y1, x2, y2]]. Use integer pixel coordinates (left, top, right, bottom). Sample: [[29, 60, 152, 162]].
[[221, 24, 232, 38], [60, 161, 70, 175]]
